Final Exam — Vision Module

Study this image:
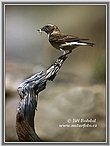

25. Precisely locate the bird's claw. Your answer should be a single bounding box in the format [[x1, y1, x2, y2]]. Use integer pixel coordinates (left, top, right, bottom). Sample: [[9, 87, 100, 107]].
[[60, 48, 66, 55]]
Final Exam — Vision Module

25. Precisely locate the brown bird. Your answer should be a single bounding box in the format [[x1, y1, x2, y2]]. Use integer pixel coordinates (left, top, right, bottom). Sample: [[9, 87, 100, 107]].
[[37, 24, 94, 55]]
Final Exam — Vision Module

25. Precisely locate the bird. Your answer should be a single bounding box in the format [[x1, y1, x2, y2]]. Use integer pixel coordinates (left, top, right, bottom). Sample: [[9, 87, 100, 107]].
[[37, 24, 94, 55]]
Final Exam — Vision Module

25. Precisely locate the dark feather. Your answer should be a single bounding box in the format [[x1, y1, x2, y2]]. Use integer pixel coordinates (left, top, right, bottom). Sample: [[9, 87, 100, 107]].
[[49, 33, 89, 44]]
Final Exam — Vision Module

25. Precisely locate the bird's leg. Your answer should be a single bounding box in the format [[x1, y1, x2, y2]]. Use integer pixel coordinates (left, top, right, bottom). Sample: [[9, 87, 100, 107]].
[[35, 94, 39, 110], [68, 50, 72, 54], [60, 48, 66, 55], [64, 50, 72, 56]]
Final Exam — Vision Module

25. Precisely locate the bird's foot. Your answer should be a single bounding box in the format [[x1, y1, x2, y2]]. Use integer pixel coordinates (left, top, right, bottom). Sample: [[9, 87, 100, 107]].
[[60, 48, 66, 55]]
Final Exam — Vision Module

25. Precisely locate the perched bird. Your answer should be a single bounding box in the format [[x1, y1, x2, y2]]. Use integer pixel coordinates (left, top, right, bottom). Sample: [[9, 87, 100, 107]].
[[37, 24, 94, 55]]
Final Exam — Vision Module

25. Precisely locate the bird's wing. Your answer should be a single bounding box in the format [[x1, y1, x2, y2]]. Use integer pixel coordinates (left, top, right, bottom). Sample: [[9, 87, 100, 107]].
[[49, 33, 89, 43], [59, 34, 90, 42]]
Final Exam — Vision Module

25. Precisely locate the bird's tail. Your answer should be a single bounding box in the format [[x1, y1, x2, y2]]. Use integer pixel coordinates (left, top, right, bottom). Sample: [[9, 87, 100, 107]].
[[85, 42, 95, 47], [78, 40, 95, 47]]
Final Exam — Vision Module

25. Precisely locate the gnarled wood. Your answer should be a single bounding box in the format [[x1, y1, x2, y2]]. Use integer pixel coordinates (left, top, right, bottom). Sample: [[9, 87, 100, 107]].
[[16, 52, 72, 141]]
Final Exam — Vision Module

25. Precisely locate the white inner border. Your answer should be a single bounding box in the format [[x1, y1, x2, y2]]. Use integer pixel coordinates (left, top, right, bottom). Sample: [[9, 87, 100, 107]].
[[3, 2, 108, 144]]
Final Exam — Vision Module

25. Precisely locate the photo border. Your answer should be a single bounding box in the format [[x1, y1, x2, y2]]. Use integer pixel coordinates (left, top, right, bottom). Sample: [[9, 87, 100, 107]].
[[1, 1, 109, 145]]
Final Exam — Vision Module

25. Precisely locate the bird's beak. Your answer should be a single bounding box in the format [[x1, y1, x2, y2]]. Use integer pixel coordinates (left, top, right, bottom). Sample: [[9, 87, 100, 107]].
[[37, 28, 42, 34]]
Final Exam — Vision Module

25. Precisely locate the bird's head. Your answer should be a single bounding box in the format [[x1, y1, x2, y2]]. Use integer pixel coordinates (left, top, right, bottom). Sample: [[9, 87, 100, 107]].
[[37, 24, 60, 34]]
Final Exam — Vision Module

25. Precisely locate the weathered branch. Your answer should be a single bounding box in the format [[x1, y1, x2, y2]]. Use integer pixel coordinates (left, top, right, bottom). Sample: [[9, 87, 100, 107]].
[[16, 52, 71, 141]]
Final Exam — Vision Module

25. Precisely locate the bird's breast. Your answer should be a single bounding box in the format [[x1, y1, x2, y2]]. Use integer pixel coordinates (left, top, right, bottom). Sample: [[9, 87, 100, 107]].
[[49, 40, 60, 50]]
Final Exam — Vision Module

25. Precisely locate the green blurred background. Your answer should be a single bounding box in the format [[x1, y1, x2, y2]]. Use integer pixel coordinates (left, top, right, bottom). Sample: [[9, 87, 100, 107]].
[[5, 5, 106, 142]]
